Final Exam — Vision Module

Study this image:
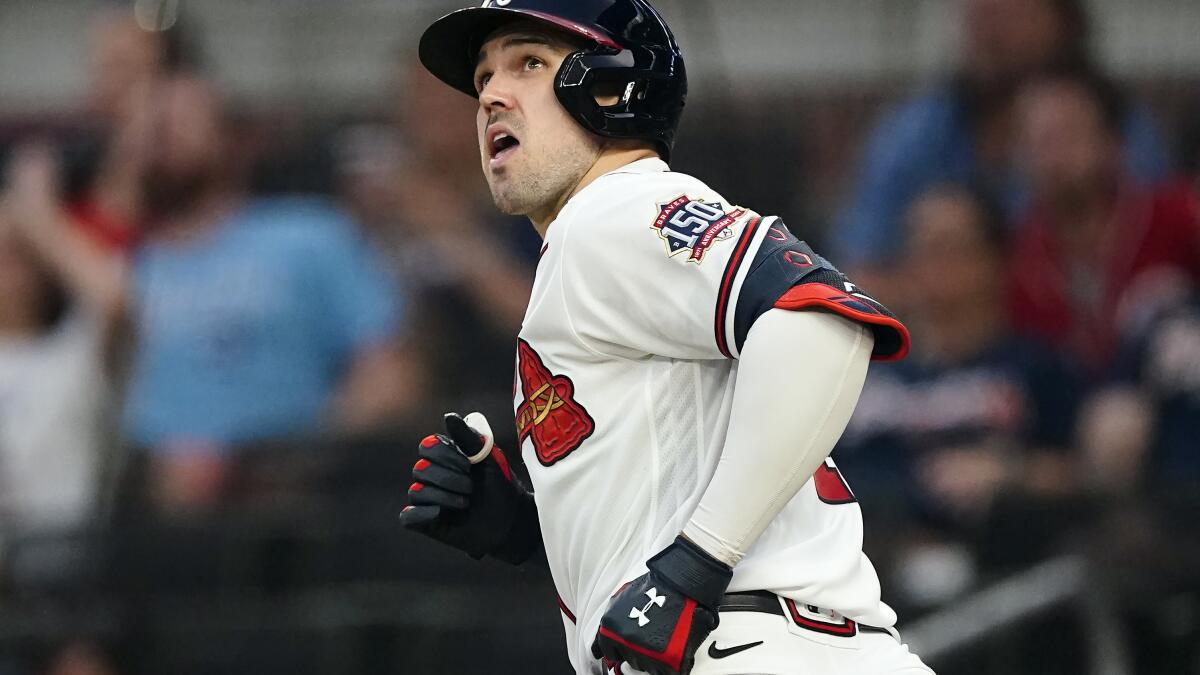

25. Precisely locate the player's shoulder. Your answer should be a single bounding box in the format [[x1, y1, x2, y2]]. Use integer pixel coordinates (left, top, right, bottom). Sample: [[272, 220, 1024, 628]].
[[559, 159, 756, 264]]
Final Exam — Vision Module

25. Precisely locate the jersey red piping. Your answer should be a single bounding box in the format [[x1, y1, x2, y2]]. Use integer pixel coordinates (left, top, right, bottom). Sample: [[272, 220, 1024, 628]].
[[784, 599, 859, 637], [714, 216, 763, 358]]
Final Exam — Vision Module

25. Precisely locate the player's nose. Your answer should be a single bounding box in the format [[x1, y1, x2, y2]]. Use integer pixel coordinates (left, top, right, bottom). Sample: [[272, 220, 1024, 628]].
[[479, 77, 515, 112]]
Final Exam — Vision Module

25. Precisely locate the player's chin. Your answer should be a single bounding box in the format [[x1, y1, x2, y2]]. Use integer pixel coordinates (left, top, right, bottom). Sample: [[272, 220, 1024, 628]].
[[493, 201, 526, 217], [488, 188, 527, 217]]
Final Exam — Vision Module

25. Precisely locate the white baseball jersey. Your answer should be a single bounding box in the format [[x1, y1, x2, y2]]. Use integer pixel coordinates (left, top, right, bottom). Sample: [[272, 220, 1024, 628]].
[[512, 158, 910, 674]]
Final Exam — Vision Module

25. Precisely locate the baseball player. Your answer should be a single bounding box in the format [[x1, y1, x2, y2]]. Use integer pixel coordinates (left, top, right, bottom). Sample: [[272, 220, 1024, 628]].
[[401, 1, 935, 674]]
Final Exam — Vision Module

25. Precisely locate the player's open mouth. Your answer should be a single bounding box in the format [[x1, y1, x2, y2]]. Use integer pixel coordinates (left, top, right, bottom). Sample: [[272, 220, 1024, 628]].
[[488, 126, 521, 167]]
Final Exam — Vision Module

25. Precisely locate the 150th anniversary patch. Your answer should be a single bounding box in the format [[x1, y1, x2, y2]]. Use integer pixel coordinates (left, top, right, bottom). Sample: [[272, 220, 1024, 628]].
[[651, 196, 746, 263]]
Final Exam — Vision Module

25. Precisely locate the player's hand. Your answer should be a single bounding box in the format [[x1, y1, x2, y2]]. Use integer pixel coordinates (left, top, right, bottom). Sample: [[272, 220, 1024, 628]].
[[591, 537, 733, 675], [399, 413, 538, 564]]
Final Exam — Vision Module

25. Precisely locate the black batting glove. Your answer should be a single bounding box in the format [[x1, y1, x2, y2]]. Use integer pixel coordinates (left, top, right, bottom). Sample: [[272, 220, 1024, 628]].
[[399, 413, 540, 564], [591, 537, 733, 675]]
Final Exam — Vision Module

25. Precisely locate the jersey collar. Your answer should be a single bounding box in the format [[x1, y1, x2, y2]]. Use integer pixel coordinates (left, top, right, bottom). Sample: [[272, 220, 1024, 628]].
[[601, 157, 670, 177], [544, 158, 670, 240]]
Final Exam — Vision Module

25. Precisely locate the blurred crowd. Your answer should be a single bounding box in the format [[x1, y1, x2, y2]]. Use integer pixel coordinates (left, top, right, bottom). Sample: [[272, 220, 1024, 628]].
[[0, 0, 1196, 673], [828, 0, 1200, 670], [0, 5, 540, 673]]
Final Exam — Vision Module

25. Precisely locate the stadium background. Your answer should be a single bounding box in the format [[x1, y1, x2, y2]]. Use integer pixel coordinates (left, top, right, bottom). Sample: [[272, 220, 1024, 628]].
[[0, 0, 1198, 673]]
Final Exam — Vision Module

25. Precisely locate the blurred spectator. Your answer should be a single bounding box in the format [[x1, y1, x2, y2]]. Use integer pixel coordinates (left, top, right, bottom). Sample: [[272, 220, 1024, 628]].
[[835, 0, 1170, 291], [837, 184, 1084, 606], [1007, 67, 1200, 370], [1088, 273, 1200, 490], [391, 56, 481, 184], [0, 211, 107, 546], [125, 77, 417, 447], [87, 3, 192, 125], [1071, 273, 1200, 673], [64, 4, 195, 253], [6, 76, 422, 512], [333, 125, 410, 263], [333, 59, 537, 426]]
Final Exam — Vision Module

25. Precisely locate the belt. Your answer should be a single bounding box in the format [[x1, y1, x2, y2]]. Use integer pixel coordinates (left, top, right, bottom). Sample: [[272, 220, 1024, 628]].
[[718, 590, 897, 639]]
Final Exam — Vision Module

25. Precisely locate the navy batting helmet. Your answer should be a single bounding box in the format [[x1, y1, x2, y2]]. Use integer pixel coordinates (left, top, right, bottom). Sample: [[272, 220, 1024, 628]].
[[419, 0, 687, 160]]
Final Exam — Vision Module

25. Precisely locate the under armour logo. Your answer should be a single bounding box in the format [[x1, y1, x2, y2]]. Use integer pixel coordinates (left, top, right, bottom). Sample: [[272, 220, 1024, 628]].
[[629, 588, 666, 627], [481, 0, 512, 6], [844, 280, 876, 303]]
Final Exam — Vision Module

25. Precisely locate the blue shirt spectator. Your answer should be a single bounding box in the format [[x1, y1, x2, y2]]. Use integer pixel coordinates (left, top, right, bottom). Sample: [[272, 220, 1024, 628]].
[[122, 197, 402, 449], [833, 81, 1171, 268]]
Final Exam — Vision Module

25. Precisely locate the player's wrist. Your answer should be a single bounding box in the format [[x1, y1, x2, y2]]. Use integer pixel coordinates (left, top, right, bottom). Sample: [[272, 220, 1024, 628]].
[[680, 522, 743, 568], [489, 486, 543, 565], [647, 536, 733, 610]]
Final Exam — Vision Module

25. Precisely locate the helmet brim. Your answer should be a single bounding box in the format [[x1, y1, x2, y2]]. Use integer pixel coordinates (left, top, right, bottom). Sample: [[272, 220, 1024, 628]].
[[419, 6, 622, 98]]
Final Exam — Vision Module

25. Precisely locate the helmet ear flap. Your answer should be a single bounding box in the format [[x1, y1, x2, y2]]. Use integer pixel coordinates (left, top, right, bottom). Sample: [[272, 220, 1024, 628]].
[[589, 79, 636, 108], [554, 48, 684, 161]]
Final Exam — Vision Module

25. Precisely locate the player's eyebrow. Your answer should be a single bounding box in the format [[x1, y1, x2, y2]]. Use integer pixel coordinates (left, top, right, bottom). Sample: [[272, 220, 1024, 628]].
[[475, 34, 562, 67]]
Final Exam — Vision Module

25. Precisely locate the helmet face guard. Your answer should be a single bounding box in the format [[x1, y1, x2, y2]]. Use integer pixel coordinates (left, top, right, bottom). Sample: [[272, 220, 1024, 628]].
[[419, 0, 687, 160]]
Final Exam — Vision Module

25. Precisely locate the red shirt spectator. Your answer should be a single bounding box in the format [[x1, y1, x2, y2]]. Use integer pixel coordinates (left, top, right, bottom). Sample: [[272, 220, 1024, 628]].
[[1006, 68, 1200, 369], [1009, 180, 1200, 368]]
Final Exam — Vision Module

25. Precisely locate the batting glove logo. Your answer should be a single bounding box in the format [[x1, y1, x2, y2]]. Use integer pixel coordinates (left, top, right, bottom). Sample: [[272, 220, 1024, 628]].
[[629, 588, 666, 627], [593, 538, 732, 675]]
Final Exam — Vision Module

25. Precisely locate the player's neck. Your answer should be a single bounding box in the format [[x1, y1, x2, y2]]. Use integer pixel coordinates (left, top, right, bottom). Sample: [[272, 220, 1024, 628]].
[[529, 147, 661, 237]]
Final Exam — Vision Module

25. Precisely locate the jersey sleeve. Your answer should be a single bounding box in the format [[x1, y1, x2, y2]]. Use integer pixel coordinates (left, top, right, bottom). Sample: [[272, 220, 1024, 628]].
[[560, 180, 909, 362], [736, 220, 910, 361]]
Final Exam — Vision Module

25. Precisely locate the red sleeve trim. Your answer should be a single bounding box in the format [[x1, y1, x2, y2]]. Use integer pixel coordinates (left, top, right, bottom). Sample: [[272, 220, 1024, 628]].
[[714, 216, 763, 358], [774, 283, 911, 362]]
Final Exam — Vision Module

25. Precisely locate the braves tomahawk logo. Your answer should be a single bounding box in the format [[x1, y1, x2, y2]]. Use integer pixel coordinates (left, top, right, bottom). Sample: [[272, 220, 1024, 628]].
[[652, 195, 746, 263], [515, 339, 595, 466]]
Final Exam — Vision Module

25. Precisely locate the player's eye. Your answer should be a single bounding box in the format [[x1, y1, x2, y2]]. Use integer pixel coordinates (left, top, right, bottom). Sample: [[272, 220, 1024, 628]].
[[475, 72, 493, 93], [523, 56, 544, 71]]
